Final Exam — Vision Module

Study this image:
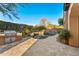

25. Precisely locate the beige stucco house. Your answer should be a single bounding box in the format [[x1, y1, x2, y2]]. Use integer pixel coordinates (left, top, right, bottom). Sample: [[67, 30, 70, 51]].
[[64, 3, 79, 47]]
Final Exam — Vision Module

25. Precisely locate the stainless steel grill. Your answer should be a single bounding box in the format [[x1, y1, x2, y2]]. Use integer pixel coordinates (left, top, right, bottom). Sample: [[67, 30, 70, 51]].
[[4, 30, 16, 44], [4, 30, 16, 36]]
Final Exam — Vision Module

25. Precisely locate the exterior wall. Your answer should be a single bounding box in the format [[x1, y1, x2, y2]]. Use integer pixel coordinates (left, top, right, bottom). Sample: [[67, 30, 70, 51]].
[[69, 16, 79, 47], [65, 3, 79, 47], [64, 11, 68, 29]]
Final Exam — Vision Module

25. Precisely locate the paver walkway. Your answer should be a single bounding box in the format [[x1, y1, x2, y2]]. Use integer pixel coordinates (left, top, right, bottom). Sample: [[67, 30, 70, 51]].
[[0, 37, 30, 53], [23, 35, 79, 56], [0, 38, 37, 56]]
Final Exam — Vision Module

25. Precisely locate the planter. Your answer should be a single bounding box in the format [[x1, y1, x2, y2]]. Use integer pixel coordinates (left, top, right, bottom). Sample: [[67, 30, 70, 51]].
[[57, 29, 70, 45], [60, 39, 68, 44], [57, 37, 69, 44]]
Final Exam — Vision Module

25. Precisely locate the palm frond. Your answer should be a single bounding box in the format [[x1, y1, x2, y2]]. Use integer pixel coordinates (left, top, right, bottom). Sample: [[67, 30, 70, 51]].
[[0, 3, 18, 20]]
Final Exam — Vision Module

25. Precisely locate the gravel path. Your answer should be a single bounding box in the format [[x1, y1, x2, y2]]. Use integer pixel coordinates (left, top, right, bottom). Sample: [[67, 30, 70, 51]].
[[23, 35, 79, 56]]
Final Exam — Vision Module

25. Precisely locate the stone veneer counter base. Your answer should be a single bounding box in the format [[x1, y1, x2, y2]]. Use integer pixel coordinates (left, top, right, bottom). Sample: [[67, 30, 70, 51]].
[[0, 38, 37, 56]]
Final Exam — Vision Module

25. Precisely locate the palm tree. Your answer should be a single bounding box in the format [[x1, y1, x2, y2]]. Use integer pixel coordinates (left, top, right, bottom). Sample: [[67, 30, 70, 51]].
[[0, 3, 20, 20]]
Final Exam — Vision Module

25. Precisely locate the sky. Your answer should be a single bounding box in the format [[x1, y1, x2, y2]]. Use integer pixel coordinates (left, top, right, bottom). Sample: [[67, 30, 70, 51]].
[[0, 3, 64, 26]]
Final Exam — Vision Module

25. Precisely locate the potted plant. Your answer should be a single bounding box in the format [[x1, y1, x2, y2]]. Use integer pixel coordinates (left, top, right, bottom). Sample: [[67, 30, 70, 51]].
[[57, 29, 71, 44]]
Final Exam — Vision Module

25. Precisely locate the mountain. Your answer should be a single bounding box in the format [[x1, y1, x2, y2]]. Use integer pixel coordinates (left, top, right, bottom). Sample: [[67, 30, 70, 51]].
[[0, 20, 33, 32]]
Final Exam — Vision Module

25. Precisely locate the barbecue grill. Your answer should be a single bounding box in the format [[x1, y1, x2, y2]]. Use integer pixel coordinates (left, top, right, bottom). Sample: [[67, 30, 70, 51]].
[[4, 30, 16, 43]]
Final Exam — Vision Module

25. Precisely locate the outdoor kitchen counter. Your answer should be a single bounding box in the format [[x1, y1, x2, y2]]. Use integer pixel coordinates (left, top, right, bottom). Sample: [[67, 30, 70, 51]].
[[0, 34, 5, 45], [0, 34, 5, 36], [16, 33, 22, 36], [0, 32, 22, 45]]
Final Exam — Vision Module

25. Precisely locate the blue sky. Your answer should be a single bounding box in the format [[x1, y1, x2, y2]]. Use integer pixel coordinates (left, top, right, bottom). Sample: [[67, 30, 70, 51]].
[[0, 3, 64, 26]]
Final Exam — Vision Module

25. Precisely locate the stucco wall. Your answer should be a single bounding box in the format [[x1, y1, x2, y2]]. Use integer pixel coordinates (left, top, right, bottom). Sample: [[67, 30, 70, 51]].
[[66, 3, 79, 47], [69, 16, 79, 47], [64, 11, 68, 29]]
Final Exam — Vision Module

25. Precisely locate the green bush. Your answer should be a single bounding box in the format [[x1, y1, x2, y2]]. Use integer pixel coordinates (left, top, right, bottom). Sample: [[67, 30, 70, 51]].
[[38, 26, 46, 31], [31, 27, 37, 32], [31, 26, 46, 32], [58, 29, 71, 40], [57, 30, 61, 34], [22, 26, 31, 37]]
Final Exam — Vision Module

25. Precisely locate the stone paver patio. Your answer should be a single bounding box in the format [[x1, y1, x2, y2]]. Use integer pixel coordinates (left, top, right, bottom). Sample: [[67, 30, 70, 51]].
[[0, 37, 30, 53], [23, 35, 79, 56], [0, 38, 37, 56]]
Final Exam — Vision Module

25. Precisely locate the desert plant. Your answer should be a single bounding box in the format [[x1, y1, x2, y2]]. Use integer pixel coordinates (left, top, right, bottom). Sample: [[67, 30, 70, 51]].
[[0, 3, 19, 20], [57, 29, 71, 44], [0, 3, 27, 20], [58, 29, 70, 40]]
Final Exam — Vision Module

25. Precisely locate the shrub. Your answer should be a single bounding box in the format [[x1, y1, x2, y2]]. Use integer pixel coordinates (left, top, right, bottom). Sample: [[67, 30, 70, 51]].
[[31, 27, 38, 32], [31, 26, 46, 32], [22, 26, 31, 37], [57, 30, 61, 34], [38, 26, 46, 31], [58, 29, 71, 40]]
